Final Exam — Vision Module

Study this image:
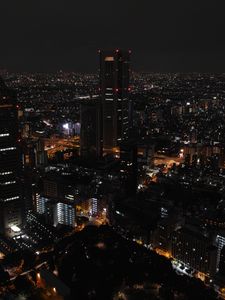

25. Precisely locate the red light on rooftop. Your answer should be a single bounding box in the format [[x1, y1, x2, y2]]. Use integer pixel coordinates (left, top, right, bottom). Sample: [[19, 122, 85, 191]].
[[129, 50, 132, 54], [115, 88, 119, 92], [116, 49, 119, 53], [128, 87, 131, 92]]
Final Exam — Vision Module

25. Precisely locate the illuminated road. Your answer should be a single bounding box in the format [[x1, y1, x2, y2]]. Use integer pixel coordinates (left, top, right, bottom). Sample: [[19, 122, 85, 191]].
[[10, 261, 48, 281], [44, 136, 80, 158], [153, 154, 184, 172]]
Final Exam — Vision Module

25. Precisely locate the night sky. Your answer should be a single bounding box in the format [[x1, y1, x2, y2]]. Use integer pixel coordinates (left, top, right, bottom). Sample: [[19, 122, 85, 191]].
[[0, 0, 225, 73]]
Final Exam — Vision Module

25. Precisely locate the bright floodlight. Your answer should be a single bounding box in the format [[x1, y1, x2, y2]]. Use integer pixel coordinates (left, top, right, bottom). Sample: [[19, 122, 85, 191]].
[[63, 123, 69, 130], [11, 225, 21, 233]]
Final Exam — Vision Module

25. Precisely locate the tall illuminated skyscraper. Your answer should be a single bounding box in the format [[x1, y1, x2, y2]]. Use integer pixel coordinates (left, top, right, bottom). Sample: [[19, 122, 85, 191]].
[[0, 77, 23, 235], [99, 49, 130, 154]]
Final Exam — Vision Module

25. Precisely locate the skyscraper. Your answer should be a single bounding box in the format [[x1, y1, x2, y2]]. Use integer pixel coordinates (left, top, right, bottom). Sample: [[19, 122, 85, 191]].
[[120, 140, 137, 195], [80, 98, 102, 159], [99, 49, 130, 154], [0, 77, 23, 235]]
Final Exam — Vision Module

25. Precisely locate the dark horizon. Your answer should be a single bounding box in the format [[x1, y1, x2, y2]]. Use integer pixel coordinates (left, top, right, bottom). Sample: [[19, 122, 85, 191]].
[[0, 0, 225, 73]]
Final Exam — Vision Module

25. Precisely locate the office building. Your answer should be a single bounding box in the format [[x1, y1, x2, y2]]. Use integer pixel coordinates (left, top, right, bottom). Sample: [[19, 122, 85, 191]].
[[219, 245, 225, 277], [0, 77, 23, 235], [152, 212, 184, 256], [36, 195, 76, 228], [80, 99, 102, 159], [36, 195, 48, 215], [90, 198, 98, 216], [120, 140, 138, 195], [99, 49, 130, 154], [172, 226, 217, 278], [216, 233, 225, 271], [54, 201, 76, 228]]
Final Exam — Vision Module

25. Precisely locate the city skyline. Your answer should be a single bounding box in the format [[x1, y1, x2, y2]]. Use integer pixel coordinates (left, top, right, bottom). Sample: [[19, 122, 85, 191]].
[[0, 0, 225, 73], [1, 1, 225, 298], [1, 51, 225, 298]]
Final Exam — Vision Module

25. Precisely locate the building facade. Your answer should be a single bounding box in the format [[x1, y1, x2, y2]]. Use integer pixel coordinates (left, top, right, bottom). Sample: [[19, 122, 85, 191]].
[[172, 227, 217, 277], [80, 99, 102, 159], [0, 77, 23, 235], [100, 49, 130, 154]]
